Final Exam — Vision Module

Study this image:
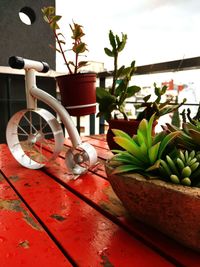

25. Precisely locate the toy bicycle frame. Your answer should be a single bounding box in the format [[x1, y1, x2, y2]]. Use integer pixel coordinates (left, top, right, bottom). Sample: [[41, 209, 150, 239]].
[[7, 56, 97, 176], [25, 64, 82, 147]]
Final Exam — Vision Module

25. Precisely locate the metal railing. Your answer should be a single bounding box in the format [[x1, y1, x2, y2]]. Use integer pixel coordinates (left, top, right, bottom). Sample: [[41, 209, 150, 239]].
[[89, 56, 200, 135], [1, 57, 200, 140]]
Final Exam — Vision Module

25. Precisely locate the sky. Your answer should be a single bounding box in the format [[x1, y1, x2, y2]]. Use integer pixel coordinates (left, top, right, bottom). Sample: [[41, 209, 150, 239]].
[[56, 0, 200, 71]]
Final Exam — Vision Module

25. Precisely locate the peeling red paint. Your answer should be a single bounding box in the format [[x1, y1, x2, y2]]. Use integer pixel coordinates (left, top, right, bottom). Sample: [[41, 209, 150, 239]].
[[0, 199, 42, 231], [8, 175, 20, 182], [50, 214, 66, 221], [18, 240, 30, 249]]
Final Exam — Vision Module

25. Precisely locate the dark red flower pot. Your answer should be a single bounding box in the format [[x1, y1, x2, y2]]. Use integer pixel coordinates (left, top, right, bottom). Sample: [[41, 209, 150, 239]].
[[56, 73, 96, 116]]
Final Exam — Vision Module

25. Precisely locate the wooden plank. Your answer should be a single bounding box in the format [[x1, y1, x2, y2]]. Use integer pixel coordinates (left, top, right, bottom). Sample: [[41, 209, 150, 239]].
[[0, 172, 71, 267], [0, 144, 174, 267], [64, 135, 109, 150], [40, 139, 200, 266]]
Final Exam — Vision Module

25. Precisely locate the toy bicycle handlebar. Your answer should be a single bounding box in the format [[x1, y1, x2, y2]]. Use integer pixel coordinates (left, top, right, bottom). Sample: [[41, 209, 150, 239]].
[[8, 56, 49, 73]]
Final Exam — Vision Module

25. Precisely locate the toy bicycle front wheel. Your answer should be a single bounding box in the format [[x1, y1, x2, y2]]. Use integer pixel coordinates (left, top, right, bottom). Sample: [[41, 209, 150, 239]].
[[6, 108, 64, 169]]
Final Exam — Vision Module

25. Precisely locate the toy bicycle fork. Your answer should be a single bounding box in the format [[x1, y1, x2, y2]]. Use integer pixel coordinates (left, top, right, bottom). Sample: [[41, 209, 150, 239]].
[[6, 56, 97, 176]]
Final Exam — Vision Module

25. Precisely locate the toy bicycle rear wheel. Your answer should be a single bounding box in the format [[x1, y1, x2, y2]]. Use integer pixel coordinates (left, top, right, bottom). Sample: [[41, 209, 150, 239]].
[[6, 108, 64, 169]]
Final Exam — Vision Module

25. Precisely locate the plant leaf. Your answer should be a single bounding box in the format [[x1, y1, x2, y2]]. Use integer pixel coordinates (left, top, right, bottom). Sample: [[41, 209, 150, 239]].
[[112, 129, 133, 142], [158, 131, 181, 158], [146, 114, 155, 147], [148, 142, 160, 164], [113, 136, 142, 159], [112, 152, 144, 166], [126, 85, 141, 98], [145, 160, 161, 172], [104, 47, 113, 57], [112, 164, 143, 174]]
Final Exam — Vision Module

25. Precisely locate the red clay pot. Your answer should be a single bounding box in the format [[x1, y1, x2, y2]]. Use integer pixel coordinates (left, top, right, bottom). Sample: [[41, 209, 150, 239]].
[[56, 73, 96, 116]]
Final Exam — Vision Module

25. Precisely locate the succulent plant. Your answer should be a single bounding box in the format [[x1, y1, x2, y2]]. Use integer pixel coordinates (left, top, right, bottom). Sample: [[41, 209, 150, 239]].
[[96, 30, 141, 121], [181, 103, 200, 125], [96, 30, 186, 122], [160, 150, 200, 187], [136, 83, 186, 121], [109, 114, 180, 175], [164, 121, 200, 151], [42, 6, 88, 74]]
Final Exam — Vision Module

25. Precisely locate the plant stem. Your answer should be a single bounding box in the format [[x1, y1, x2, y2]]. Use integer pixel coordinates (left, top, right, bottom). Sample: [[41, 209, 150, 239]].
[[74, 40, 78, 74], [53, 30, 73, 74], [111, 51, 118, 95]]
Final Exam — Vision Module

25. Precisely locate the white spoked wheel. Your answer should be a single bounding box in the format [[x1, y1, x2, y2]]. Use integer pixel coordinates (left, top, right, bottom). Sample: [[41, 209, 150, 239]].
[[65, 142, 98, 176], [6, 108, 64, 169]]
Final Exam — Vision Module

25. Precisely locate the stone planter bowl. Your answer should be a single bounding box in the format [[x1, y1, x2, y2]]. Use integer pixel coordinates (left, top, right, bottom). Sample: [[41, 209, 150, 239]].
[[106, 163, 200, 252]]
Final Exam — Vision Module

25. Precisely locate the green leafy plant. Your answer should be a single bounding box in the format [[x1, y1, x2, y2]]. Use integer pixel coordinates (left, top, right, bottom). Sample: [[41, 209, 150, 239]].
[[108, 112, 200, 187], [164, 103, 200, 151], [96, 30, 141, 121], [96, 30, 186, 122], [109, 114, 180, 175], [136, 83, 186, 121], [42, 6, 88, 74]]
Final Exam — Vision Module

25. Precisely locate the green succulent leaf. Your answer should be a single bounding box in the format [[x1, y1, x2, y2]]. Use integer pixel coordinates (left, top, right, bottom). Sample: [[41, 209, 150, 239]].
[[111, 152, 144, 167], [146, 114, 156, 147], [148, 142, 161, 164], [112, 129, 133, 142], [126, 86, 141, 98], [112, 164, 143, 174], [143, 94, 151, 103], [137, 129, 148, 146], [113, 136, 142, 159], [104, 47, 114, 57], [158, 131, 181, 159], [109, 30, 116, 50], [118, 33, 127, 52], [138, 118, 148, 140], [116, 65, 125, 77], [152, 131, 166, 145], [96, 87, 111, 99]]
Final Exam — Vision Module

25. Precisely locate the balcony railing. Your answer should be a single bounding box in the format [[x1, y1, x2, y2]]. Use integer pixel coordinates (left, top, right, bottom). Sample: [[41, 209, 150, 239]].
[[88, 56, 200, 135], [1, 57, 200, 142]]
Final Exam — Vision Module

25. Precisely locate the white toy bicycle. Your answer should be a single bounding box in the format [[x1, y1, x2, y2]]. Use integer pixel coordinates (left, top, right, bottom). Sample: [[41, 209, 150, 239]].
[[6, 56, 97, 176]]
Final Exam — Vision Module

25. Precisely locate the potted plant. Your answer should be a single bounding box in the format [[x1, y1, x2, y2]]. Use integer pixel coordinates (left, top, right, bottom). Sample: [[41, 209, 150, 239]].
[[105, 113, 200, 252], [42, 6, 96, 116], [96, 30, 186, 149]]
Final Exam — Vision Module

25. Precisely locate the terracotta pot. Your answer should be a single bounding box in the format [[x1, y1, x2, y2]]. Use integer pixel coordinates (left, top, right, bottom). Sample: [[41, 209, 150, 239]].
[[106, 163, 200, 252], [56, 73, 96, 116], [106, 119, 157, 151]]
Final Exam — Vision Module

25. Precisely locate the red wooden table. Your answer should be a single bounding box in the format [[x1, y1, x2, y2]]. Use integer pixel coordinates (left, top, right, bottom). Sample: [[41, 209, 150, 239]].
[[0, 134, 200, 267]]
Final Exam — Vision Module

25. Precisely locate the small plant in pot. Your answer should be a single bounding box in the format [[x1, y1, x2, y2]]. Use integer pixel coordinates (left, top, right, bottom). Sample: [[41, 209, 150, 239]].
[[42, 6, 96, 116], [163, 102, 200, 150], [96, 30, 186, 150], [105, 113, 200, 252]]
